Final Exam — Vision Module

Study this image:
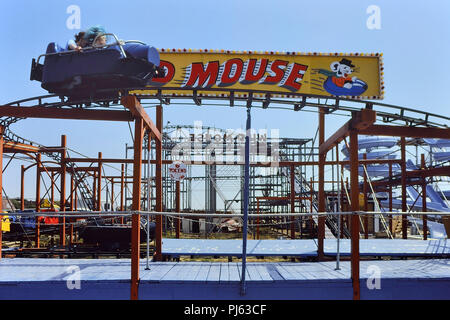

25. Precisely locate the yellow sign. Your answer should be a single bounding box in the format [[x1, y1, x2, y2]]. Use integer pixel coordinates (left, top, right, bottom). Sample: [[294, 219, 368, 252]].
[[132, 50, 384, 99], [1, 215, 10, 232]]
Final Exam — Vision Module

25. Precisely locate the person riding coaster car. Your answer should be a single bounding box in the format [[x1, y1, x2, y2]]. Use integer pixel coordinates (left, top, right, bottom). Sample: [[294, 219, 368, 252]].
[[30, 32, 165, 100]]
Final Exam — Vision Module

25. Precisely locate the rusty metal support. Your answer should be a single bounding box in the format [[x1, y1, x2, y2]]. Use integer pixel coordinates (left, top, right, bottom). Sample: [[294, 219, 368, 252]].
[[21, 165, 25, 211], [70, 175, 74, 244], [401, 137, 407, 239], [111, 178, 114, 211], [74, 178, 78, 212], [155, 105, 163, 261], [35, 153, 41, 248], [93, 171, 97, 210], [389, 163, 393, 237], [290, 164, 296, 239], [359, 125, 450, 139], [318, 109, 325, 260], [131, 117, 144, 300], [350, 130, 360, 300], [319, 109, 376, 155], [363, 153, 369, 239], [0, 105, 135, 122], [120, 164, 125, 224], [97, 152, 102, 211], [60, 135, 67, 247], [121, 96, 162, 141], [175, 181, 181, 239], [51, 172, 55, 208], [421, 154, 427, 240]]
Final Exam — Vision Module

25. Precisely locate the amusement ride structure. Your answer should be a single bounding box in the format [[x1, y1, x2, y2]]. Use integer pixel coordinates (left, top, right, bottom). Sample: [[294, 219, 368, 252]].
[[0, 36, 449, 300]]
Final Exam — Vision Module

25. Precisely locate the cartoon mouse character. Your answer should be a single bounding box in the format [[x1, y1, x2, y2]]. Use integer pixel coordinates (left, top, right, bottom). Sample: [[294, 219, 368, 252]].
[[330, 58, 358, 89], [316, 58, 368, 96]]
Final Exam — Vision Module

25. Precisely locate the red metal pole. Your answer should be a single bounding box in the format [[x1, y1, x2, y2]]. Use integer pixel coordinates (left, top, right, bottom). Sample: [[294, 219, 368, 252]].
[[401, 137, 407, 239], [120, 163, 124, 224], [389, 163, 393, 237], [51, 172, 55, 209], [60, 135, 66, 247], [421, 154, 427, 240], [318, 108, 326, 260], [131, 117, 144, 301], [349, 130, 360, 300], [93, 171, 97, 210], [290, 164, 296, 239], [363, 153, 369, 239], [175, 180, 180, 239], [97, 152, 102, 211], [74, 178, 78, 211], [310, 177, 314, 236], [70, 175, 74, 244], [21, 165, 25, 211], [155, 105, 163, 261], [35, 153, 41, 248], [111, 178, 115, 212]]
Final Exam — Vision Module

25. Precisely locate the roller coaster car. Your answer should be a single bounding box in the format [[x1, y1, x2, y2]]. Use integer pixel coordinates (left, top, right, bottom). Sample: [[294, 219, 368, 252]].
[[30, 33, 165, 100]]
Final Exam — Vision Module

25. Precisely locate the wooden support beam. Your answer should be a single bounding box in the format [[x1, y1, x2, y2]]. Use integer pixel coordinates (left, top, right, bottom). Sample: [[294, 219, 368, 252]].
[[97, 152, 102, 211], [21, 165, 25, 211], [35, 154, 41, 248], [70, 175, 74, 244], [319, 109, 376, 155], [359, 125, 450, 139], [363, 153, 368, 239], [155, 105, 163, 261], [175, 181, 181, 239], [290, 164, 295, 239], [349, 130, 360, 300], [317, 109, 325, 260], [401, 137, 407, 239], [60, 135, 66, 246], [131, 117, 144, 301], [120, 164, 125, 218], [421, 154, 428, 240], [0, 105, 134, 122], [406, 166, 450, 178], [121, 95, 161, 141]]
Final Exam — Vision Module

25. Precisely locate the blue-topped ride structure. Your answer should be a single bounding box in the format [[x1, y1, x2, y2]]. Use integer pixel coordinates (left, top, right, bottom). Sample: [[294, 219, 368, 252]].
[[342, 135, 450, 239], [30, 33, 164, 100]]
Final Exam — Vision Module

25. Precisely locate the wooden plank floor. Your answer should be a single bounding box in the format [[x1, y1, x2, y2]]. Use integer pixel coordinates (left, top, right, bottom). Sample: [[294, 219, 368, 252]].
[[1, 258, 449, 299]]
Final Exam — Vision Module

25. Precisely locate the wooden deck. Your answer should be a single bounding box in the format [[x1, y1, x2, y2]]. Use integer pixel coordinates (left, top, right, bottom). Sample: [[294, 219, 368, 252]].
[[1, 258, 449, 299]]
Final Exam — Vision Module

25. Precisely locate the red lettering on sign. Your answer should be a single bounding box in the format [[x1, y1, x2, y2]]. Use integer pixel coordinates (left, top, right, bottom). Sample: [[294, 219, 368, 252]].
[[182, 61, 219, 88], [240, 59, 268, 84], [150, 60, 175, 85], [280, 63, 308, 92], [259, 60, 289, 85], [217, 58, 244, 87]]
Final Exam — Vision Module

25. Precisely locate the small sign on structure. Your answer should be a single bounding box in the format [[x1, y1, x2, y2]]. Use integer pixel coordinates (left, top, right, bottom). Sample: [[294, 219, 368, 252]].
[[168, 161, 187, 181]]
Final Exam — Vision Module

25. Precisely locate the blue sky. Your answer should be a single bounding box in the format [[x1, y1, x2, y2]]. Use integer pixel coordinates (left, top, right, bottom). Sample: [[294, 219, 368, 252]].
[[0, 0, 449, 200]]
